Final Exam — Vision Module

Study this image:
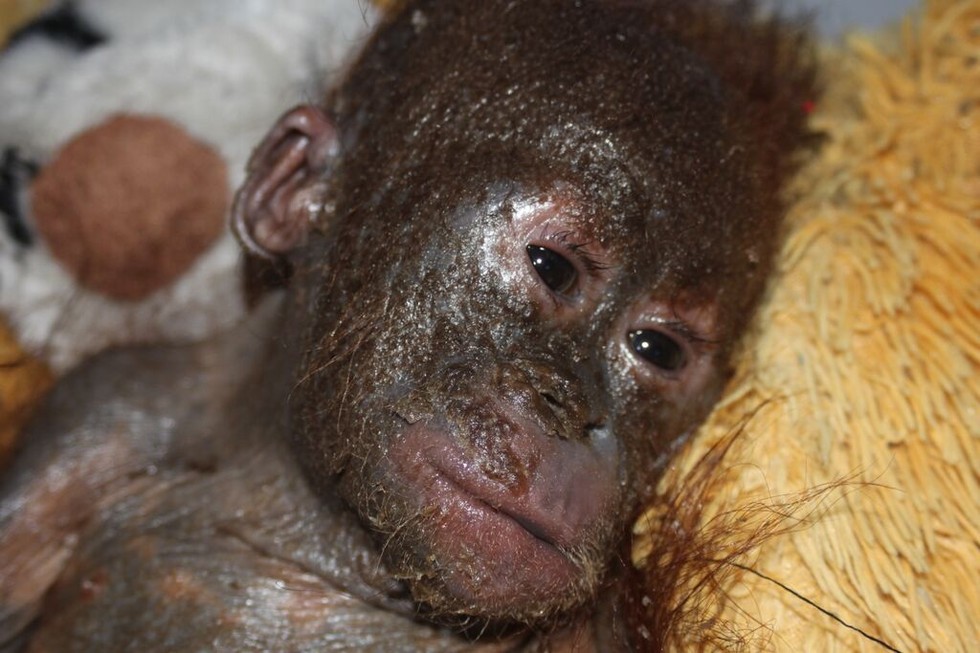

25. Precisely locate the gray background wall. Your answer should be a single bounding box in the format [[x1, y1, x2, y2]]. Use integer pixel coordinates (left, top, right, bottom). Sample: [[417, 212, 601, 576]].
[[778, 0, 919, 36]]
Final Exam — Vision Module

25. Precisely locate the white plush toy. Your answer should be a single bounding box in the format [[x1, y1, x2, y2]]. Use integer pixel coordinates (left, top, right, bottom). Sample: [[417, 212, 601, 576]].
[[0, 0, 375, 372]]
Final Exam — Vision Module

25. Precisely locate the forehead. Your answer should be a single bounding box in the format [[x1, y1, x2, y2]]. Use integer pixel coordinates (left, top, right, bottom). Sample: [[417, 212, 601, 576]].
[[337, 1, 734, 163], [338, 3, 741, 221], [331, 0, 759, 294]]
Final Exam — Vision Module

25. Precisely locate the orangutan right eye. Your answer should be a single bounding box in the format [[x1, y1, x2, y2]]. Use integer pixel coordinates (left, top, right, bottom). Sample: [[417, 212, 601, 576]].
[[628, 329, 687, 372]]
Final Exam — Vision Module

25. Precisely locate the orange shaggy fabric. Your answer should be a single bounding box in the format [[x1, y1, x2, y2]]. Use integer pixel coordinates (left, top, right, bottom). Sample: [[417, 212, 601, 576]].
[[633, 2, 979, 650]]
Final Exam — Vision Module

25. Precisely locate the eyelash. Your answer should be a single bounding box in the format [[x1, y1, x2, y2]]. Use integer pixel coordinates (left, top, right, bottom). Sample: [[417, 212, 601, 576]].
[[643, 318, 719, 349], [546, 230, 607, 275]]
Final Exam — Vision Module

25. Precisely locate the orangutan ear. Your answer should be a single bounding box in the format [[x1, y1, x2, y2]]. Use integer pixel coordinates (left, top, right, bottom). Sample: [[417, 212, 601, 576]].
[[232, 105, 338, 259]]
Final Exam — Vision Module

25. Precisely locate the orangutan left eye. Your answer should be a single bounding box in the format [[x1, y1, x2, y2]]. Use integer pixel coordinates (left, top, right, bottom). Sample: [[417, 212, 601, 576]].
[[527, 244, 577, 295]]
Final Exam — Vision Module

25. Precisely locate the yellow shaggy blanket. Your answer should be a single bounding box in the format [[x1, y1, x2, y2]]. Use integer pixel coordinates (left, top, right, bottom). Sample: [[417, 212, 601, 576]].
[[633, 1, 979, 650], [0, 0, 46, 44], [0, 1, 976, 651]]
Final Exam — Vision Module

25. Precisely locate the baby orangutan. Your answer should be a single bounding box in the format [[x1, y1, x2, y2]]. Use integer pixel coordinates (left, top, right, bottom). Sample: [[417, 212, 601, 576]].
[[0, 0, 816, 650]]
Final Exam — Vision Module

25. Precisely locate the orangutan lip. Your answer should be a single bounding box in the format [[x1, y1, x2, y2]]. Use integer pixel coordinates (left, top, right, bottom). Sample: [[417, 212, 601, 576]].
[[435, 470, 559, 546], [391, 411, 610, 551], [425, 450, 568, 550], [506, 512, 553, 544]]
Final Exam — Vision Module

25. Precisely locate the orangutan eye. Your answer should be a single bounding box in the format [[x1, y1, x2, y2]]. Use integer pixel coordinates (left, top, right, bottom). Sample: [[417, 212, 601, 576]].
[[527, 244, 577, 295], [629, 329, 686, 372]]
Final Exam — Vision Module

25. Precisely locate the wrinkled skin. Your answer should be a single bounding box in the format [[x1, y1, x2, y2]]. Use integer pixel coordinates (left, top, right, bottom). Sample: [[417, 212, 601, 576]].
[[0, 1, 816, 650]]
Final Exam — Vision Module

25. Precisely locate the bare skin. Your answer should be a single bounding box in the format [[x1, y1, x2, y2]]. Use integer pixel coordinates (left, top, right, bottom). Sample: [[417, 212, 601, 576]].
[[0, 1, 817, 650], [0, 300, 551, 651]]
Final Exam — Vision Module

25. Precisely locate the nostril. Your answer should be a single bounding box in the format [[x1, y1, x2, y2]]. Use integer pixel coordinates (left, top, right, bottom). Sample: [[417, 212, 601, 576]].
[[585, 422, 612, 447], [542, 391, 562, 408]]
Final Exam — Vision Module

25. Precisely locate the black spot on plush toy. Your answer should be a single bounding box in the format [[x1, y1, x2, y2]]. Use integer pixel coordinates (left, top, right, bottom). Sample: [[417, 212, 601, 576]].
[[0, 0, 374, 372], [6, 1, 106, 51]]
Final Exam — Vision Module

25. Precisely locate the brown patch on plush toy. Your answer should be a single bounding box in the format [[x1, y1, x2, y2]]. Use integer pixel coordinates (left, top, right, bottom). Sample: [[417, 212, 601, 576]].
[[31, 114, 229, 301]]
